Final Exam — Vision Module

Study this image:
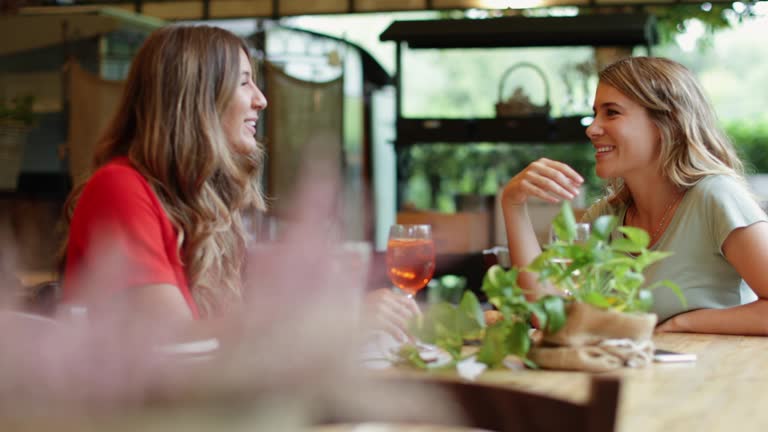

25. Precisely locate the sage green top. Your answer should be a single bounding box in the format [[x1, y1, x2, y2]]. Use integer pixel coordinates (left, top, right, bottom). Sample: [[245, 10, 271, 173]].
[[583, 175, 767, 322]]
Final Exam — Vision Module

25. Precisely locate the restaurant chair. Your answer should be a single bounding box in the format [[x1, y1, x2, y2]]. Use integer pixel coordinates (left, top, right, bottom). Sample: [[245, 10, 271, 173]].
[[317, 374, 620, 432]]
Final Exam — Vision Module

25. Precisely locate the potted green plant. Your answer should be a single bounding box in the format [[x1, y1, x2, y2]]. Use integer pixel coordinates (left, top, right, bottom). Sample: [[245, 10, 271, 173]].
[[399, 202, 684, 375], [0, 95, 35, 190], [0, 95, 35, 126]]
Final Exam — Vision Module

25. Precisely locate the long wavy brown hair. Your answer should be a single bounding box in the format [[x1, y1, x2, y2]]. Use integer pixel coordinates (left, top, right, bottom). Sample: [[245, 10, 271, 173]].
[[62, 25, 266, 317], [598, 56, 745, 205]]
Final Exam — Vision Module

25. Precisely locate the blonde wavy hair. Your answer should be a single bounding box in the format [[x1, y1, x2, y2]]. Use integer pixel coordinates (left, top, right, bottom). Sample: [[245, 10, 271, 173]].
[[62, 25, 266, 317], [599, 56, 745, 205]]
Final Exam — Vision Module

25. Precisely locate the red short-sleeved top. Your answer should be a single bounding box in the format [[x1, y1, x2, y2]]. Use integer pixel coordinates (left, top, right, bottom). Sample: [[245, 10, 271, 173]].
[[63, 156, 200, 319]]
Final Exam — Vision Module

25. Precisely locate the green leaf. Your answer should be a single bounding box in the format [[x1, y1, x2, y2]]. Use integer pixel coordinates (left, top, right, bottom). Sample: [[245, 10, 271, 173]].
[[482, 264, 514, 299], [527, 302, 548, 331], [428, 275, 467, 304], [502, 267, 520, 289], [476, 323, 511, 368], [435, 332, 464, 359], [410, 303, 455, 344], [526, 252, 551, 273], [604, 257, 637, 268], [487, 264, 506, 288], [458, 291, 486, 339], [522, 357, 539, 369], [636, 289, 654, 312], [459, 291, 485, 328], [540, 295, 567, 334], [441, 274, 465, 290], [639, 251, 675, 267], [551, 201, 577, 242], [611, 238, 645, 253], [592, 215, 617, 240], [620, 271, 645, 289], [582, 291, 612, 309], [506, 320, 532, 357], [618, 226, 651, 249], [397, 344, 427, 369], [650, 279, 687, 308]]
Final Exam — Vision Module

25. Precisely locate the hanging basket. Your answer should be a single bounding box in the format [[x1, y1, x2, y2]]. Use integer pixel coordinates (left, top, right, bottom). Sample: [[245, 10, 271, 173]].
[[495, 62, 551, 118]]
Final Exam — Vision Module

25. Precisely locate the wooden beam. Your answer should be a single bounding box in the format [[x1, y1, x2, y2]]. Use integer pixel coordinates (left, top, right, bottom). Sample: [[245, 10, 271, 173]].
[[280, 0, 347, 15], [0, 14, 119, 56], [142, 1, 203, 20], [354, 0, 427, 12], [209, 0, 272, 19], [18, 0, 741, 21]]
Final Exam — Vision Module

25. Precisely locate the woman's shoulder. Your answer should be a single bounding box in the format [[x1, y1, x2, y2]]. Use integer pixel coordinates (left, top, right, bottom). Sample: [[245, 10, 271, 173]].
[[79, 157, 159, 213], [90, 156, 144, 181], [85, 157, 150, 195], [688, 174, 750, 201]]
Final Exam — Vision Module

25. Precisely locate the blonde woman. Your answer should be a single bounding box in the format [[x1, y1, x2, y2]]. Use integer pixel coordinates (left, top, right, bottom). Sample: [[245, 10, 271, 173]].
[[61, 25, 418, 336], [501, 57, 768, 335]]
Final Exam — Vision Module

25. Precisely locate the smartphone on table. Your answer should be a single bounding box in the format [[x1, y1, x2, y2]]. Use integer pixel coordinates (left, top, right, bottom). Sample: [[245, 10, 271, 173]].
[[653, 348, 697, 363]]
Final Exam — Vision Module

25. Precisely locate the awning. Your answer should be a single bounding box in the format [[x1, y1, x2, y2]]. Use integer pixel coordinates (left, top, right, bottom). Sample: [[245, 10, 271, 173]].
[[380, 13, 658, 48], [1, 7, 163, 56]]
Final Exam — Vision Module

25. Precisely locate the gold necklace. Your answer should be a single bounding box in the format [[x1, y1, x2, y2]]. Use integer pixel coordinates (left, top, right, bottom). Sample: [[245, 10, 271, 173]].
[[628, 192, 685, 245]]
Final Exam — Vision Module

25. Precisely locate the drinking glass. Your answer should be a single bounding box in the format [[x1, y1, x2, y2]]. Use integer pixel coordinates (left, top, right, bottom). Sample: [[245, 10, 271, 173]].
[[548, 222, 591, 265], [386, 224, 436, 298]]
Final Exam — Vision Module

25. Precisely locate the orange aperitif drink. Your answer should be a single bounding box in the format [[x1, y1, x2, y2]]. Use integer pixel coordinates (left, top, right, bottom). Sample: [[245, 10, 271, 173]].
[[386, 227, 435, 296]]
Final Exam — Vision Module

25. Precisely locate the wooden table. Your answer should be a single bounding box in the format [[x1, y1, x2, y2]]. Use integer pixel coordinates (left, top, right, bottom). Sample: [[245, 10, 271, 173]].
[[471, 333, 768, 431], [323, 333, 768, 431]]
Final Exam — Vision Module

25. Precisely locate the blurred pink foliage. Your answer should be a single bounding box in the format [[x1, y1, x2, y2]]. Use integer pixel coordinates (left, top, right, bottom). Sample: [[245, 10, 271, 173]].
[[0, 170, 368, 426], [0, 167, 460, 430]]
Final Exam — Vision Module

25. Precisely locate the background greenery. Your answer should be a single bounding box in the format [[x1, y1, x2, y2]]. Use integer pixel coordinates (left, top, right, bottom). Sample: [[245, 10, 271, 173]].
[[726, 120, 768, 174], [287, 7, 768, 212]]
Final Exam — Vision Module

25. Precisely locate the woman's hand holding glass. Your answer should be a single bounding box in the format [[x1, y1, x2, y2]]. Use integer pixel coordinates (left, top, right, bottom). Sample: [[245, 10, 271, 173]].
[[365, 288, 421, 343], [363, 224, 436, 343]]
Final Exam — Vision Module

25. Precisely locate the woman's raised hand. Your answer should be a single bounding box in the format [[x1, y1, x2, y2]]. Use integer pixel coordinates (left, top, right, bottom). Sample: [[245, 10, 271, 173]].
[[501, 158, 584, 206]]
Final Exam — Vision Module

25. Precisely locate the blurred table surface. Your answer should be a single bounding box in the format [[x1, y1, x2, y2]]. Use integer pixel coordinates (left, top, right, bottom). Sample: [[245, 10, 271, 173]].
[[474, 333, 768, 431], [325, 333, 768, 432]]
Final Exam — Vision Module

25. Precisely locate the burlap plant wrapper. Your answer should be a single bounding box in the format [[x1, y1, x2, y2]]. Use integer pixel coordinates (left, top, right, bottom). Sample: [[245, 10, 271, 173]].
[[529, 339, 655, 373], [530, 302, 657, 372]]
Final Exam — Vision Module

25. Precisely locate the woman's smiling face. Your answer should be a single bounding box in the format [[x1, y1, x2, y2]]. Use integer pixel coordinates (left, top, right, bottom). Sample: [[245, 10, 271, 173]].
[[586, 82, 661, 180], [220, 49, 268, 155]]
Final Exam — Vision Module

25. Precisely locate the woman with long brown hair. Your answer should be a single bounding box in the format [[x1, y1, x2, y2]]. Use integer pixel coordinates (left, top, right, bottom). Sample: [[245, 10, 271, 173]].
[[501, 57, 768, 335], [62, 24, 265, 320], [61, 24, 418, 339]]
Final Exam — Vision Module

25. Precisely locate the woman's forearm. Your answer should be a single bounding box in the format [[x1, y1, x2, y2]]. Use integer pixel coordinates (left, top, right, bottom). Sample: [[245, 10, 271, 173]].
[[502, 203, 552, 299], [660, 299, 768, 336]]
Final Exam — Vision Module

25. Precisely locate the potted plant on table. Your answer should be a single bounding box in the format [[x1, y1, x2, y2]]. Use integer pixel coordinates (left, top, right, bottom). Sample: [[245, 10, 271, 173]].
[[399, 202, 684, 375]]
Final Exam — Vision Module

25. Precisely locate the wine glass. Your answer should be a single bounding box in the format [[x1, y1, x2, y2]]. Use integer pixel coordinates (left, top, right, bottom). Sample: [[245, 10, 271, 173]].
[[386, 224, 436, 298], [547, 222, 590, 295], [548, 222, 591, 265]]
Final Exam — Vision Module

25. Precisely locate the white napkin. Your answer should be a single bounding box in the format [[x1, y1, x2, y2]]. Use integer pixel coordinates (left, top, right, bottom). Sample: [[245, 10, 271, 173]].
[[359, 332, 452, 370]]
